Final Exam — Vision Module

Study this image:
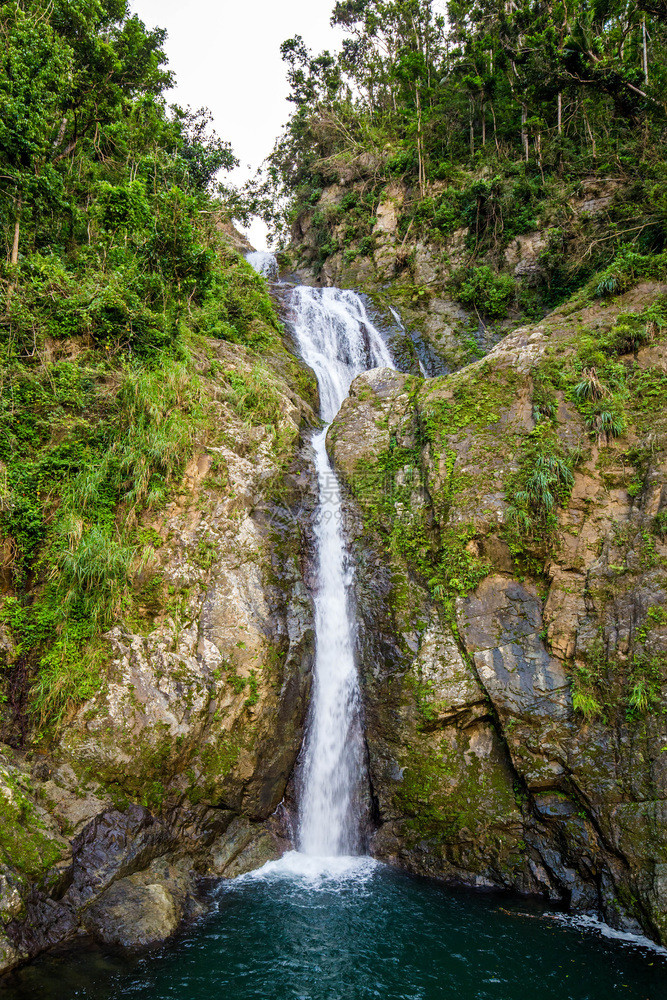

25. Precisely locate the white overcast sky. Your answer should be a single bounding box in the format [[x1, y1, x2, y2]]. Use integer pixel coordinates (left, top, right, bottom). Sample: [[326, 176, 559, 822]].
[[129, 0, 344, 248]]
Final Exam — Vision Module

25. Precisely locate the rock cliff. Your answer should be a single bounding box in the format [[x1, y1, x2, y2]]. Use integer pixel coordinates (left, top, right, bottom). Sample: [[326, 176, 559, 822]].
[[0, 329, 319, 971], [329, 281, 667, 943], [2, 251, 667, 974], [292, 170, 628, 375]]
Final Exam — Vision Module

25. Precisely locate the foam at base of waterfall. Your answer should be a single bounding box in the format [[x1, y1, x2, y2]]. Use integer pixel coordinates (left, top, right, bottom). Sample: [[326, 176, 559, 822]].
[[233, 851, 380, 888]]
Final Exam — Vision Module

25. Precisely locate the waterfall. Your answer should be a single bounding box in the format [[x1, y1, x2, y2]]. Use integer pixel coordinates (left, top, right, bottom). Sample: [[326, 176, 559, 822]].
[[289, 287, 393, 857], [245, 254, 394, 858], [245, 250, 279, 279]]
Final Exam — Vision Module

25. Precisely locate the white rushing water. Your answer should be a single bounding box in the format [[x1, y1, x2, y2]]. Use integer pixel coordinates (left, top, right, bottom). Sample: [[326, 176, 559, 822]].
[[288, 286, 393, 857], [244, 256, 394, 860], [246, 250, 279, 280]]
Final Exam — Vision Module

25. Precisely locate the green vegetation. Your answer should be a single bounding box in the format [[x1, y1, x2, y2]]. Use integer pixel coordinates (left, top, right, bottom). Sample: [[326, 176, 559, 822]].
[[186, 733, 244, 806], [251, 1, 667, 313], [342, 285, 667, 729], [347, 369, 525, 616], [351, 433, 490, 615], [505, 422, 577, 558], [571, 638, 667, 724], [0, 765, 67, 880], [450, 266, 517, 319], [0, 1, 290, 738], [395, 729, 518, 853]]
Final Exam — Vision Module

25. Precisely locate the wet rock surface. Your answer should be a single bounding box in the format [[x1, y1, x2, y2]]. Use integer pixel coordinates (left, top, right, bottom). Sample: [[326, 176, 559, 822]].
[[5, 803, 278, 962]]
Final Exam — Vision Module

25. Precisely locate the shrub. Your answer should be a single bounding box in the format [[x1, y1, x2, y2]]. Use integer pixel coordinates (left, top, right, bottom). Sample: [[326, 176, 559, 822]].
[[653, 509, 667, 537], [594, 245, 667, 298], [452, 265, 516, 318], [505, 424, 576, 549], [572, 688, 603, 720], [358, 234, 375, 257], [585, 408, 625, 443]]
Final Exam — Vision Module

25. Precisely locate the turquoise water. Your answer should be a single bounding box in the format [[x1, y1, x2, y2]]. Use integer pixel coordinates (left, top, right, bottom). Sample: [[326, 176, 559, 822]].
[[3, 855, 666, 1000]]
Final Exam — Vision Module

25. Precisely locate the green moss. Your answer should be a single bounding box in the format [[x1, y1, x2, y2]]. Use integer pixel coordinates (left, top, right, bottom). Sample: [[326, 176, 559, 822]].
[[421, 363, 520, 437], [244, 670, 260, 708], [405, 671, 444, 729], [394, 730, 517, 849], [187, 733, 244, 805], [0, 769, 66, 881], [345, 369, 515, 618], [396, 743, 466, 842]]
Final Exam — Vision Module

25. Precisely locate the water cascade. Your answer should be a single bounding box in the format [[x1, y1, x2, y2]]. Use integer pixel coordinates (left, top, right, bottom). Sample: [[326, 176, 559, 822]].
[[245, 250, 279, 280], [287, 285, 394, 857]]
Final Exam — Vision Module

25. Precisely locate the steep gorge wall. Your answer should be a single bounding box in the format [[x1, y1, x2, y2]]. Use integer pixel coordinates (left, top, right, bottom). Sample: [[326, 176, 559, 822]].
[[2, 235, 667, 974], [329, 282, 667, 943], [0, 321, 320, 972]]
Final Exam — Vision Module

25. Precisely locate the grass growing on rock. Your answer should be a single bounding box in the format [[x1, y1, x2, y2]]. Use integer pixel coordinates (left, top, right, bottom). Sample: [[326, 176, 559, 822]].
[[0, 243, 307, 740], [345, 364, 525, 618]]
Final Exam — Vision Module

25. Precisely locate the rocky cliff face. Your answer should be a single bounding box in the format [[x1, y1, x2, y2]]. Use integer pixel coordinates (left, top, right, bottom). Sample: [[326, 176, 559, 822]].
[[293, 171, 624, 375], [0, 333, 319, 972], [329, 282, 667, 943]]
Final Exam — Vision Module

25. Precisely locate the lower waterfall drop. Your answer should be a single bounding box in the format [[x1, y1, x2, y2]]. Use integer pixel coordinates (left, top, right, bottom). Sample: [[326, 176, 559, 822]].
[[288, 285, 394, 857]]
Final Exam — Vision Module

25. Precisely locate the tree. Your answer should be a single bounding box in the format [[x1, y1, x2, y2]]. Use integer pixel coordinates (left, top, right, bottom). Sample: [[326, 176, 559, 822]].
[[0, 3, 73, 263], [171, 107, 238, 192]]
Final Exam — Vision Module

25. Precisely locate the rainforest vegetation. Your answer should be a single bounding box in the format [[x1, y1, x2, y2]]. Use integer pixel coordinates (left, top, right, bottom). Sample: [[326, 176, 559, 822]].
[[258, 0, 667, 311], [0, 0, 282, 737]]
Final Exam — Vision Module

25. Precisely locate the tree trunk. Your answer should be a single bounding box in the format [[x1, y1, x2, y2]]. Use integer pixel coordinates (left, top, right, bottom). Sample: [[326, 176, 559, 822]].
[[482, 101, 486, 146], [583, 105, 596, 158], [521, 104, 529, 161], [11, 194, 22, 266], [557, 92, 564, 176], [470, 98, 475, 157], [491, 102, 500, 154], [643, 19, 649, 86], [535, 131, 544, 181], [416, 85, 425, 198]]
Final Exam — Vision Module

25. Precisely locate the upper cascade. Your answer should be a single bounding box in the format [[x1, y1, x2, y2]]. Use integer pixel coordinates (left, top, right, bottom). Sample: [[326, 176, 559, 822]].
[[288, 286, 393, 422], [246, 251, 279, 280]]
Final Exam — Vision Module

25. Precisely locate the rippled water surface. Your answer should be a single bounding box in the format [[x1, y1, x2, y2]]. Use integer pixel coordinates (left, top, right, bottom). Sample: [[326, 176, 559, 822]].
[[4, 855, 666, 1000]]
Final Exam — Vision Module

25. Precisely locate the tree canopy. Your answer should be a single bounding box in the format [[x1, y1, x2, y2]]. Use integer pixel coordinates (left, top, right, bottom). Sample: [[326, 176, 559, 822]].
[[259, 0, 667, 253]]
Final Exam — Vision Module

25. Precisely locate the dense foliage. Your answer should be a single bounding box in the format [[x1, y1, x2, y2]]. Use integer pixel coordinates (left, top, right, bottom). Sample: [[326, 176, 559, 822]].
[[0, 1, 281, 737], [259, 0, 667, 306]]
